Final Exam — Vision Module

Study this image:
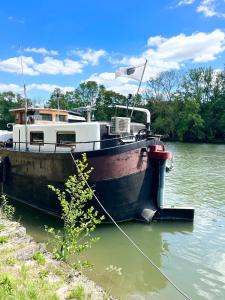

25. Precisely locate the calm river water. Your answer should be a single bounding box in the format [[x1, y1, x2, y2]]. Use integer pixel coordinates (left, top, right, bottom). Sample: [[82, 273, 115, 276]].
[[13, 142, 225, 300]]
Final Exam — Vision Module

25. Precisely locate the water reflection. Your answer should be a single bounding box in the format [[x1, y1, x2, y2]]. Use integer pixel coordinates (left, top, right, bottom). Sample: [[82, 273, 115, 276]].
[[13, 199, 194, 299]]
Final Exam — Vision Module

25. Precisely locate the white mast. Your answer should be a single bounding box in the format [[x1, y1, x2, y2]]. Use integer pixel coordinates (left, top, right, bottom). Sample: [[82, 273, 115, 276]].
[[20, 52, 28, 151]]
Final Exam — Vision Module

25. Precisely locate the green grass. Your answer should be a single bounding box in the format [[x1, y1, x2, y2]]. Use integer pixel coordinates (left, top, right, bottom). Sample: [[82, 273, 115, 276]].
[[68, 285, 86, 300], [20, 264, 29, 281], [33, 251, 46, 265], [38, 269, 49, 279], [0, 236, 8, 244], [5, 257, 16, 266], [0, 269, 60, 300], [0, 224, 6, 231], [0, 274, 14, 295]]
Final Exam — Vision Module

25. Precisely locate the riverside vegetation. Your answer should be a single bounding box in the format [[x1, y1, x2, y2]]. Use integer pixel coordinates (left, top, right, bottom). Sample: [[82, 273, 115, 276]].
[[45, 153, 105, 269], [0, 66, 224, 143], [0, 154, 116, 300]]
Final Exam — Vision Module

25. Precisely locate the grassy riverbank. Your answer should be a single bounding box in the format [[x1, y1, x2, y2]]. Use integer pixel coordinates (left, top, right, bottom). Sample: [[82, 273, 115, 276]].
[[0, 216, 113, 300]]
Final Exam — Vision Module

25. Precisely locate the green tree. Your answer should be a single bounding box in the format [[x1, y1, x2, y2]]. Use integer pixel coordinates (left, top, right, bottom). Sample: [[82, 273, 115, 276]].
[[95, 86, 127, 121], [74, 81, 99, 106], [145, 67, 225, 142], [146, 70, 181, 101], [176, 98, 205, 141], [181, 67, 214, 103], [200, 68, 225, 141], [0, 92, 30, 129]]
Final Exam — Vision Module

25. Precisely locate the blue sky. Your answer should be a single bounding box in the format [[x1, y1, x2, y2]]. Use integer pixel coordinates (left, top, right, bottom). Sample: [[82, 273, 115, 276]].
[[0, 0, 224, 102]]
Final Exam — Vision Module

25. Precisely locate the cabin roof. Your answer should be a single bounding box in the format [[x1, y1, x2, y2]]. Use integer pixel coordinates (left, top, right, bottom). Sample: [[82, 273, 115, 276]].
[[14, 122, 100, 128], [9, 107, 69, 114]]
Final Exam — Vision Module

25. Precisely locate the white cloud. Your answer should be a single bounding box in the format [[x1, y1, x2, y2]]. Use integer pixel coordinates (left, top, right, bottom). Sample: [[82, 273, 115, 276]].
[[147, 30, 225, 62], [24, 47, 58, 56], [147, 36, 167, 47], [0, 82, 74, 94], [0, 56, 84, 76], [0, 83, 23, 93], [0, 56, 39, 76], [34, 57, 83, 75], [178, 0, 195, 6], [197, 0, 225, 18], [86, 72, 140, 95], [117, 29, 225, 79], [84, 29, 225, 94], [197, 0, 217, 16], [70, 48, 107, 66]]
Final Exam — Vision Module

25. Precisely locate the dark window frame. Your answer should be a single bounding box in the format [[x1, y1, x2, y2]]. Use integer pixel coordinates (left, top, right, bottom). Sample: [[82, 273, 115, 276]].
[[56, 131, 76, 147], [30, 131, 44, 145], [39, 113, 53, 121], [58, 115, 67, 122]]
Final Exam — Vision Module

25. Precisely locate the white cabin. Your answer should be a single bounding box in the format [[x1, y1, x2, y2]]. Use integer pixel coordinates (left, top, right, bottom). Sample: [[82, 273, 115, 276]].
[[13, 122, 101, 152]]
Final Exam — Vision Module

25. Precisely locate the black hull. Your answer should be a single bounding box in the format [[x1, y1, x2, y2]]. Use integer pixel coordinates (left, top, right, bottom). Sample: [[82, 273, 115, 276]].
[[0, 140, 167, 222], [3, 168, 158, 222]]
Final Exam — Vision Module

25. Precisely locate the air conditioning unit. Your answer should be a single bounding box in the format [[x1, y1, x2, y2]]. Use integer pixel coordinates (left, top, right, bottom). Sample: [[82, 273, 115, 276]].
[[110, 117, 131, 135]]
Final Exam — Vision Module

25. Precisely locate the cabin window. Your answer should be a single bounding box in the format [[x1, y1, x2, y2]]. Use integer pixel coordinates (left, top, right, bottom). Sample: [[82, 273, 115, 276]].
[[57, 131, 76, 146], [21, 113, 25, 122], [30, 132, 44, 145], [58, 115, 67, 122], [15, 113, 19, 120], [39, 113, 52, 121]]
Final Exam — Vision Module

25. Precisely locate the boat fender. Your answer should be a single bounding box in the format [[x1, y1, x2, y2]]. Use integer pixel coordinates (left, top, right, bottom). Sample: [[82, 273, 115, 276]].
[[166, 156, 174, 172], [148, 145, 172, 160]]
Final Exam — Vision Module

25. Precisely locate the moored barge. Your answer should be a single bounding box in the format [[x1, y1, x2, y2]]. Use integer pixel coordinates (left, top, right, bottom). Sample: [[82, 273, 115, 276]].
[[0, 106, 194, 222]]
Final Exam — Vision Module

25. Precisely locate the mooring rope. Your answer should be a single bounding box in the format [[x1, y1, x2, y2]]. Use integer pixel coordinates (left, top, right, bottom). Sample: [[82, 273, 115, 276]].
[[69, 151, 191, 300]]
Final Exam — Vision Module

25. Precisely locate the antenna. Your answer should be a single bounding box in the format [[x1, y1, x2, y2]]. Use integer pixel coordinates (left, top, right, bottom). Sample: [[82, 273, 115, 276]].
[[57, 90, 60, 122], [19, 48, 28, 151]]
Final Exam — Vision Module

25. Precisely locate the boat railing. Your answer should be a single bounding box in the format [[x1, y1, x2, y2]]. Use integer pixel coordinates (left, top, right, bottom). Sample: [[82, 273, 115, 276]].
[[12, 135, 137, 153]]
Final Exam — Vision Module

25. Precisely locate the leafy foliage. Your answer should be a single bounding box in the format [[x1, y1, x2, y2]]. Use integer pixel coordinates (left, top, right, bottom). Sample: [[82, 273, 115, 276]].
[[0, 92, 31, 129], [33, 251, 46, 265], [0, 194, 15, 220], [46, 153, 104, 269], [146, 67, 225, 142]]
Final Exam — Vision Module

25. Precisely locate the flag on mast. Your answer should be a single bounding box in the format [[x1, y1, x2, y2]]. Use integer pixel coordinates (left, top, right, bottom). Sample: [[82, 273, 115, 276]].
[[115, 62, 146, 81]]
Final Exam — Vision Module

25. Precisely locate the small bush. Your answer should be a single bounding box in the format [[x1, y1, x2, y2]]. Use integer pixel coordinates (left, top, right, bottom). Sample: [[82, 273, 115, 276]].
[[46, 153, 104, 269], [0, 236, 8, 244], [33, 251, 46, 265]]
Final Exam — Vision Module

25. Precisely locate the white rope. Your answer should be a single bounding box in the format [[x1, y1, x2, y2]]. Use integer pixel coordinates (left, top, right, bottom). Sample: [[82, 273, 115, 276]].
[[70, 152, 191, 300]]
